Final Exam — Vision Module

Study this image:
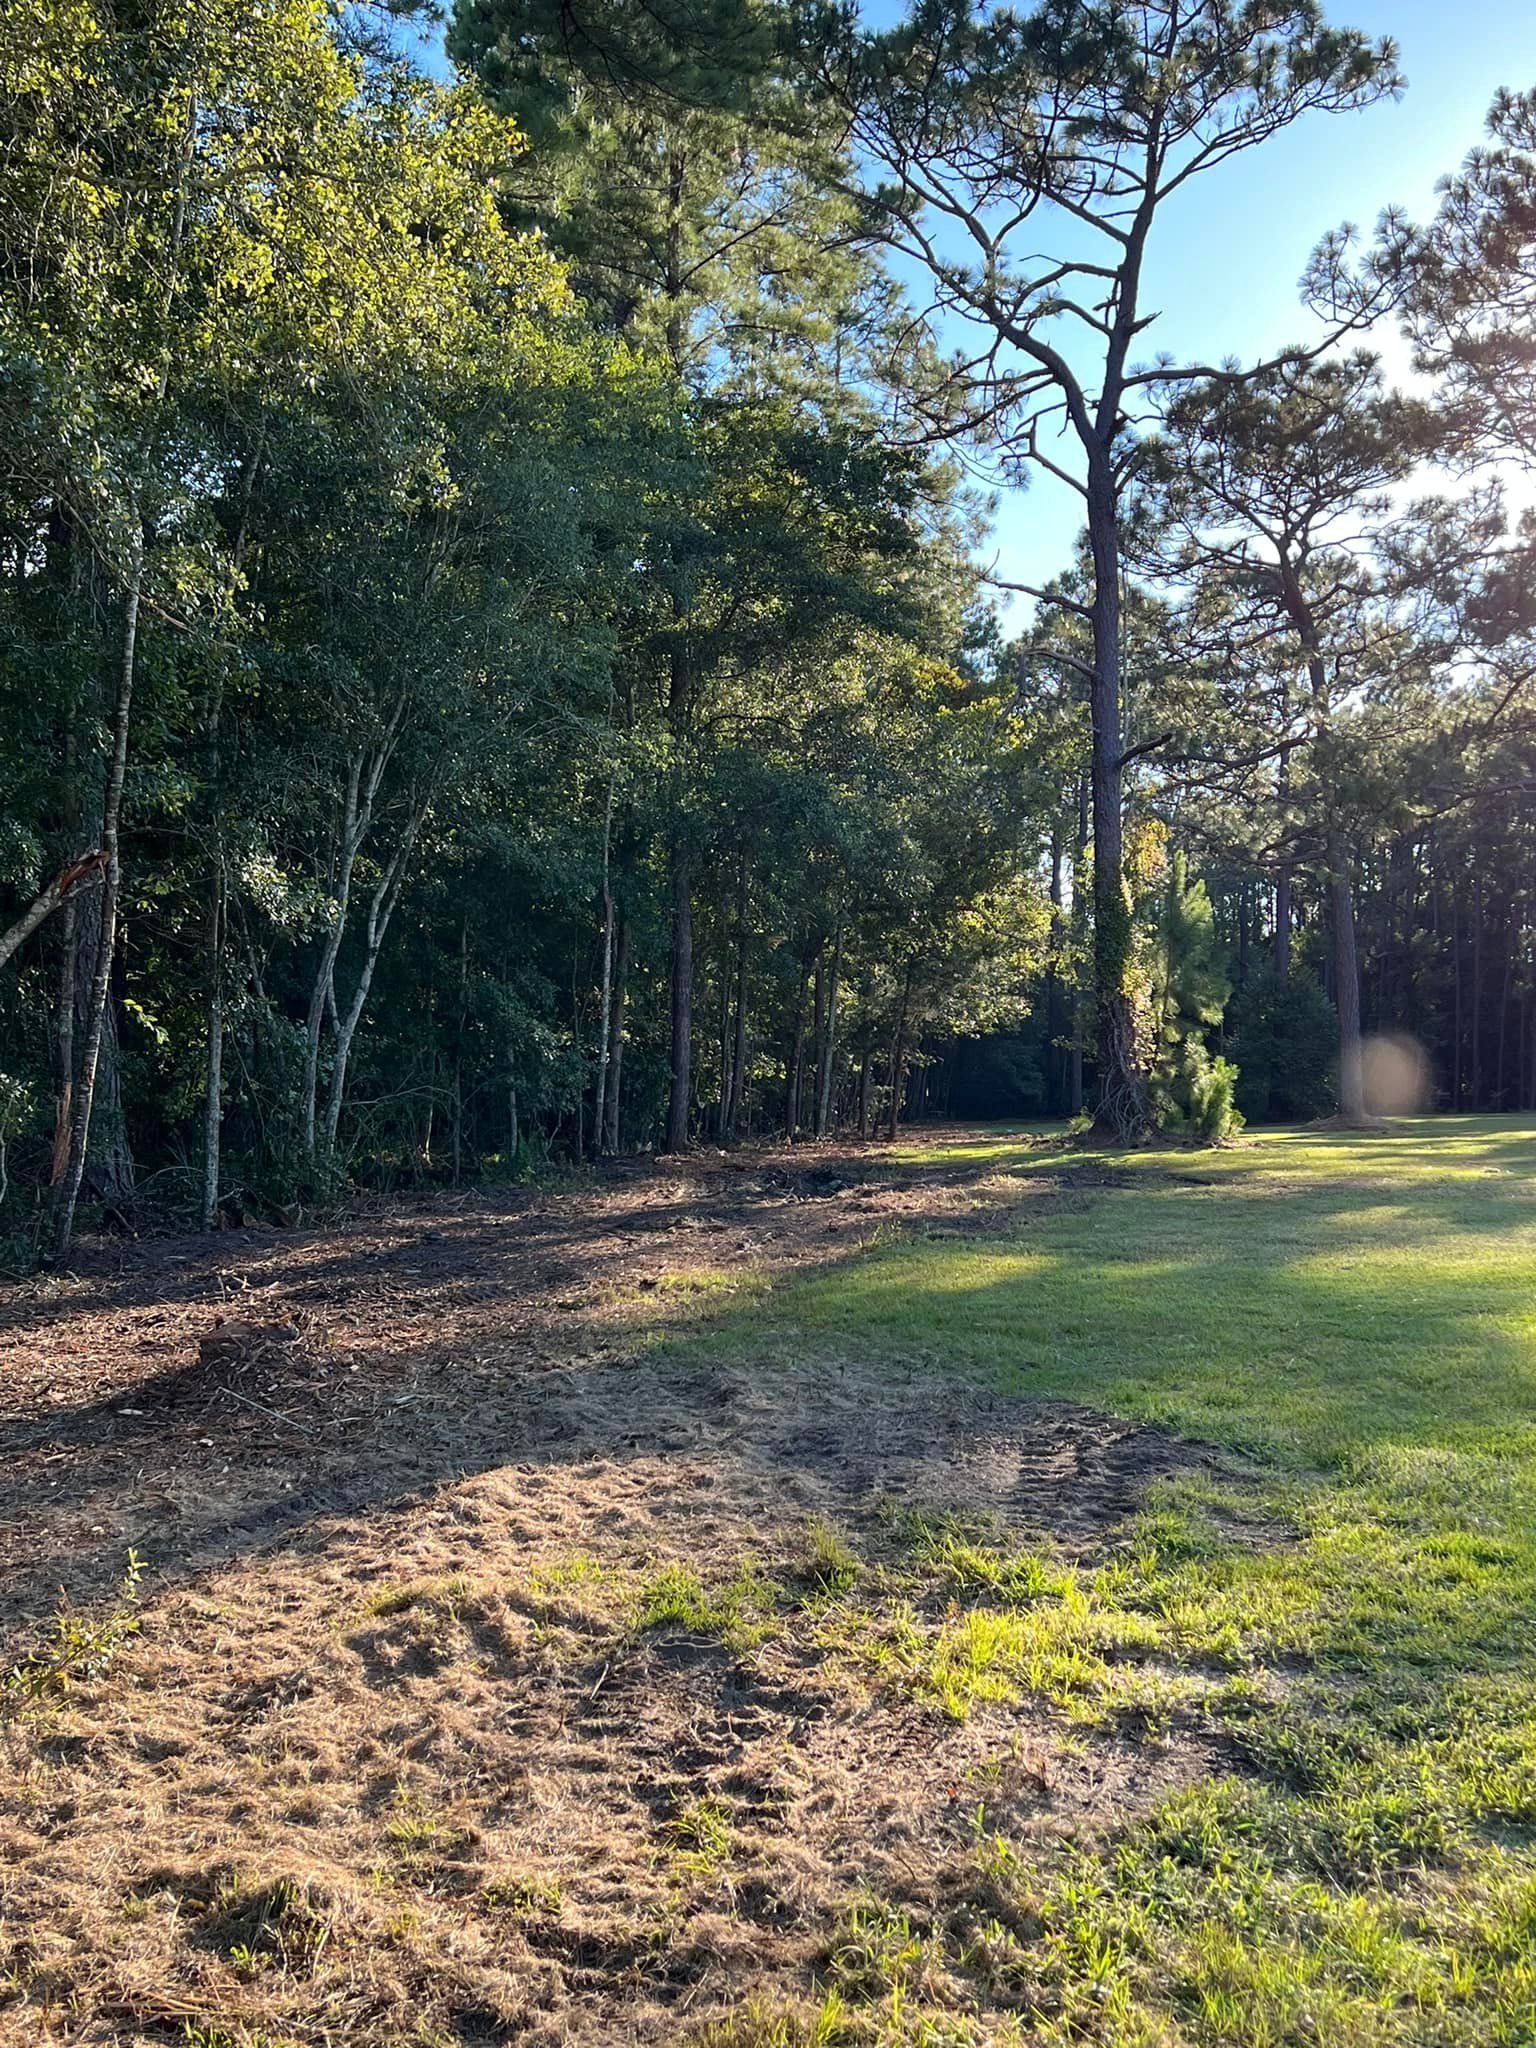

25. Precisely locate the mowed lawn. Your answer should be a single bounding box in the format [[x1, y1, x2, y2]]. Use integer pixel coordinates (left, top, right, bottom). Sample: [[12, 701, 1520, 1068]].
[[689, 1117, 1536, 2045]]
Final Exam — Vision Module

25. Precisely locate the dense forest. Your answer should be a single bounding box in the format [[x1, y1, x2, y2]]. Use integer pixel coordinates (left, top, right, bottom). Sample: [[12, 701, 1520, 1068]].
[[2, 0, 1534, 1259]]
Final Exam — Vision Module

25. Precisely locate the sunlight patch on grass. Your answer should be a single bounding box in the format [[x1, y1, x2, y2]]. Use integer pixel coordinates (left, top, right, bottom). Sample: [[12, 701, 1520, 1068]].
[[686, 1115, 1536, 2046]]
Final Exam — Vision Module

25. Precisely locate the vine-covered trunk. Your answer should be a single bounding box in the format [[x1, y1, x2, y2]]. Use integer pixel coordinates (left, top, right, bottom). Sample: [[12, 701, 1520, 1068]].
[[1085, 462, 1152, 1141]]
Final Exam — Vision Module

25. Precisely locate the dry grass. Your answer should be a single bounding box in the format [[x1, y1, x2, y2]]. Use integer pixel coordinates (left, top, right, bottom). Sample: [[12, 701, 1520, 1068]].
[[0, 1132, 1225, 2044], [0, 1423, 1214, 2045]]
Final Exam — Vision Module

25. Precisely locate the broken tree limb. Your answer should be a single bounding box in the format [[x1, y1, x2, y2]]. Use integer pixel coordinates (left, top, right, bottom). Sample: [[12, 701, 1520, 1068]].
[[0, 850, 106, 973]]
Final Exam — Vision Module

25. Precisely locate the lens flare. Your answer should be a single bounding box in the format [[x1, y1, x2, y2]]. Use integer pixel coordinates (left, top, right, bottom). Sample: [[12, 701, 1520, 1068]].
[[1360, 1034, 1430, 1116]]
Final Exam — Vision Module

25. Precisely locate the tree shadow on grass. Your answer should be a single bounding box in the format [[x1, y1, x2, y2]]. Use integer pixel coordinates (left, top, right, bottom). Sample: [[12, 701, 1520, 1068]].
[[4, 1118, 1534, 1648], [681, 1166, 1536, 1471]]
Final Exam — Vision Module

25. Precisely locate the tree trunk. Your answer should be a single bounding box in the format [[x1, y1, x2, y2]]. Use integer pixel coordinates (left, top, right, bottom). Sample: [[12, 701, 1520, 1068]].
[[605, 915, 629, 1152], [1085, 456, 1151, 1140], [52, 550, 141, 1256], [886, 964, 912, 1141], [321, 810, 421, 1153], [1330, 835, 1366, 1122], [729, 915, 748, 1139], [1471, 871, 1484, 1109], [200, 671, 226, 1230], [70, 879, 135, 1200], [665, 841, 692, 1152], [1274, 697, 1294, 980], [1236, 878, 1250, 984], [1451, 877, 1463, 1110], [303, 756, 364, 1158], [201, 857, 225, 1228], [858, 1049, 873, 1137], [785, 955, 811, 1140], [1045, 827, 1065, 1113], [1281, 572, 1368, 1127], [814, 923, 843, 1139], [592, 784, 615, 1156], [1070, 777, 1088, 1117], [50, 893, 77, 1187], [302, 708, 405, 1158]]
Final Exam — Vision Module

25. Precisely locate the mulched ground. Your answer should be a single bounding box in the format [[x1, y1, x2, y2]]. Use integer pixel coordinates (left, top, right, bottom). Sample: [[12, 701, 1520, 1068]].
[[0, 1131, 1231, 2046], [0, 1135, 1177, 1634]]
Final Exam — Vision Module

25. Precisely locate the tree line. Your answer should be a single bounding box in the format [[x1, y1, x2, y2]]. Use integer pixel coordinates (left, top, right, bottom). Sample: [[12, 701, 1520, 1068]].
[[2, 0, 1533, 1257]]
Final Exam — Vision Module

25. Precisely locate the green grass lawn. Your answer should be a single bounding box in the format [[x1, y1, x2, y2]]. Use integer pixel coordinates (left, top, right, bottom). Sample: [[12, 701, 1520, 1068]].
[[690, 1117, 1536, 2046]]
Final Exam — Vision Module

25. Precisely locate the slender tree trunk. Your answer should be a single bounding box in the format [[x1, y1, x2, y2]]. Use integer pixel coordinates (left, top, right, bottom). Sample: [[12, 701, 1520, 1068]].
[[815, 923, 843, 1139], [606, 916, 629, 1152], [858, 1050, 873, 1137], [201, 858, 226, 1228], [785, 955, 811, 1140], [717, 963, 732, 1138], [729, 914, 748, 1140], [592, 783, 615, 1156], [810, 950, 826, 1133], [1330, 841, 1365, 1122], [200, 672, 226, 1230], [52, 548, 142, 1256], [1274, 698, 1294, 981], [886, 963, 912, 1141], [1070, 778, 1088, 1116], [1236, 878, 1250, 984], [1282, 576, 1366, 1125], [665, 841, 692, 1152], [1451, 878, 1463, 1110], [50, 893, 77, 1186], [321, 811, 421, 1152], [303, 756, 364, 1158], [575, 946, 585, 1159], [64, 877, 135, 1200], [49, 705, 81, 1184], [1045, 828, 1065, 1113], [1274, 874, 1292, 981], [452, 918, 468, 1186], [1471, 872, 1484, 1109]]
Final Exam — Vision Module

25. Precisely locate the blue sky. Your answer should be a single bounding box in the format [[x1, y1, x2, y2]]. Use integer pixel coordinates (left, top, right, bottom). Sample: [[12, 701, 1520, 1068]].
[[420, 1, 1536, 601], [968, 0, 1536, 603]]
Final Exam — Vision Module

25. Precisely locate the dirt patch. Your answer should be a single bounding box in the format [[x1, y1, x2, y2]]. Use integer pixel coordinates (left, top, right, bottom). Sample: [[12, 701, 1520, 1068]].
[[0, 1128, 1246, 2045]]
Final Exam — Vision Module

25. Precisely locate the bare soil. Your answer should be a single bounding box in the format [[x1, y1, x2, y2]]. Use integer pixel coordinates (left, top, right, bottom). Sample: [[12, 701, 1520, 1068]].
[[0, 1132, 1231, 2046]]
